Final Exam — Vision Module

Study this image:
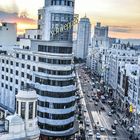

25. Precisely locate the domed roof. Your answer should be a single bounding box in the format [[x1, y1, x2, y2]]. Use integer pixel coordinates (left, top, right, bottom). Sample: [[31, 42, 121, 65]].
[[6, 114, 24, 125], [16, 89, 37, 99]]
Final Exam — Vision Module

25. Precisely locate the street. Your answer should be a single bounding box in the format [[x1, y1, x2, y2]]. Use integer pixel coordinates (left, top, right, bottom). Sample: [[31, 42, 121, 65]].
[[76, 64, 130, 140]]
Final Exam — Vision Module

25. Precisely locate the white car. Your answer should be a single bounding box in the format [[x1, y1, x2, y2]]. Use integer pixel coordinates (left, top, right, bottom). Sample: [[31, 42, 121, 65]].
[[89, 98, 92, 102], [114, 120, 118, 125], [108, 112, 112, 116], [112, 129, 116, 135], [100, 126, 105, 132], [95, 102, 98, 106], [96, 132, 101, 139], [85, 120, 90, 126], [88, 130, 93, 136]]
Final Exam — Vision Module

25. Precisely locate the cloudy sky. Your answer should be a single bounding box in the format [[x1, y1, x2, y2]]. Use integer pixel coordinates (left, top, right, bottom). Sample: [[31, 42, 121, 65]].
[[0, 0, 140, 38]]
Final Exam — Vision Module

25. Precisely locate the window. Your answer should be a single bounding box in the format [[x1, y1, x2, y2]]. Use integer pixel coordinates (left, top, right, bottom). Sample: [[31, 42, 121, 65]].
[[38, 25, 41, 29], [10, 78, 13, 82], [27, 65, 30, 69], [10, 61, 13, 65], [33, 56, 36, 61], [1, 83, 4, 87], [10, 86, 12, 91], [6, 68, 8, 72], [15, 88, 18, 95], [2, 67, 4, 71], [22, 54, 25, 59], [16, 62, 19, 67], [16, 70, 18, 75], [6, 60, 9, 64], [22, 64, 25, 68], [38, 14, 42, 20], [16, 54, 19, 58], [16, 101, 19, 114], [6, 76, 8, 81], [21, 81, 24, 87], [33, 66, 35, 71], [16, 79, 18, 84], [21, 72, 24, 77], [2, 75, 4, 79], [2, 59, 4, 63], [29, 102, 33, 119], [35, 101, 37, 117], [28, 55, 31, 60], [21, 102, 26, 119], [6, 85, 8, 89], [10, 69, 13, 74]]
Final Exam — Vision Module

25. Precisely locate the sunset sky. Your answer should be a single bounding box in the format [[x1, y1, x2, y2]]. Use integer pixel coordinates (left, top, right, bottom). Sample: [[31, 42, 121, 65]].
[[0, 0, 140, 39]]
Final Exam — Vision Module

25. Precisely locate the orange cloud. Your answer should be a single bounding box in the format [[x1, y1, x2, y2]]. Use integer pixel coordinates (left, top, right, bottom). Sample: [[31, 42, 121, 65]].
[[0, 11, 37, 34]]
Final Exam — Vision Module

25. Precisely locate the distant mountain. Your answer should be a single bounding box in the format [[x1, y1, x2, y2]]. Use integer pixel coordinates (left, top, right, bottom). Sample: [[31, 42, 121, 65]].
[[121, 39, 140, 45]]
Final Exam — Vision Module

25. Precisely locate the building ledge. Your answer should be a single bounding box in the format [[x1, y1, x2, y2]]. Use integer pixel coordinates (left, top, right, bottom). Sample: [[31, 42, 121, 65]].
[[40, 120, 79, 137]]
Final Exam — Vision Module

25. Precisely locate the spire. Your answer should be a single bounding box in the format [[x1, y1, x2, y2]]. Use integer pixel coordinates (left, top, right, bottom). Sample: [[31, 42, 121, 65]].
[[84, 13, 87, 18]]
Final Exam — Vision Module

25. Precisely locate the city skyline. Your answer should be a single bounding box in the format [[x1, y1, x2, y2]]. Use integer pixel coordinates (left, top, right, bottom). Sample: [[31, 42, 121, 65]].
[[0, 0, 140, 39]]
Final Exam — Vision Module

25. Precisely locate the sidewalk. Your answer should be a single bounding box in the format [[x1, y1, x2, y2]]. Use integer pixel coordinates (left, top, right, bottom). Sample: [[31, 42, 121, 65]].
[[76, 71, 94, 140]]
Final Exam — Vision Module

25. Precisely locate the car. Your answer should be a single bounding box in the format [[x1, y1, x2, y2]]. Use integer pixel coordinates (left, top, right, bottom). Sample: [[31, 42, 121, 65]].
[[88, 130, 93, 136], [92, 95, 96, 99], [95, 97, 99, 102], [85, 120, 90, 126], [114, 120, 118, 125], [96, 132, 101, 139], [89, 98, 92, 102], [100, 126, 105, 132], [112, 129, 116, 135], [111, 109, 116, 114], [95, 102, 98, 106], [87, 94, 90, 97], [108, 112, 112, 116], [101, 107, 105, 111]]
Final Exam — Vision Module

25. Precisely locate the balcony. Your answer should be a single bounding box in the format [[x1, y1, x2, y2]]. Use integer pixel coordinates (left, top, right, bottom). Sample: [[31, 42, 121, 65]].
[[36, 51, 73, 59], [34, 83, 76, 92], [40, 120, 79, 137], [38, 105, 76, 114], [34, 72, 75, 80], [38, 116, 75, 126], [38, 95, 75, 103]]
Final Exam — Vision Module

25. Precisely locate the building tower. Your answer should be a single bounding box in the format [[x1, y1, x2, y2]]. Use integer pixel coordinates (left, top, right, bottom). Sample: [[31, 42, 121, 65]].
[[92, 22, 109, 48], [16, 88, 40, 139], [76, 16, 91, 59], [36, 0, 77, 139]]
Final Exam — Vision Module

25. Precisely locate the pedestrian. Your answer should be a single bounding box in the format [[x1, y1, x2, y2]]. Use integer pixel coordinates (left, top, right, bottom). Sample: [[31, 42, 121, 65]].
[[99, 109, 101, 114]]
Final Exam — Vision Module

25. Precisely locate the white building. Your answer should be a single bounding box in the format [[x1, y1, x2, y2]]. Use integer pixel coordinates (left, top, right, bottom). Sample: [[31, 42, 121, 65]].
[[76, 16, 91, 59], [87, 22, 109, 77], [108, 43, 138, 90], [0, 0, 77, 139], [126, 63, 140, 114], [0, 23, 17, 47], [0, 89, 40, 140], [19, 29, 38, 49], [92, 22, 109, 49]]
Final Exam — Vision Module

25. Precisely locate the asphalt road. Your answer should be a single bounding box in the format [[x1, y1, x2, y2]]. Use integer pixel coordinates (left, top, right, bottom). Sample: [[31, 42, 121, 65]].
[[77, 65, 129, 140]]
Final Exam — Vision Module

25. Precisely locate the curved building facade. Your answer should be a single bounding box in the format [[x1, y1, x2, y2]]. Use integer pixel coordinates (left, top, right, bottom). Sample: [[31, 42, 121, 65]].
[[35, 0, 77, 139]]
